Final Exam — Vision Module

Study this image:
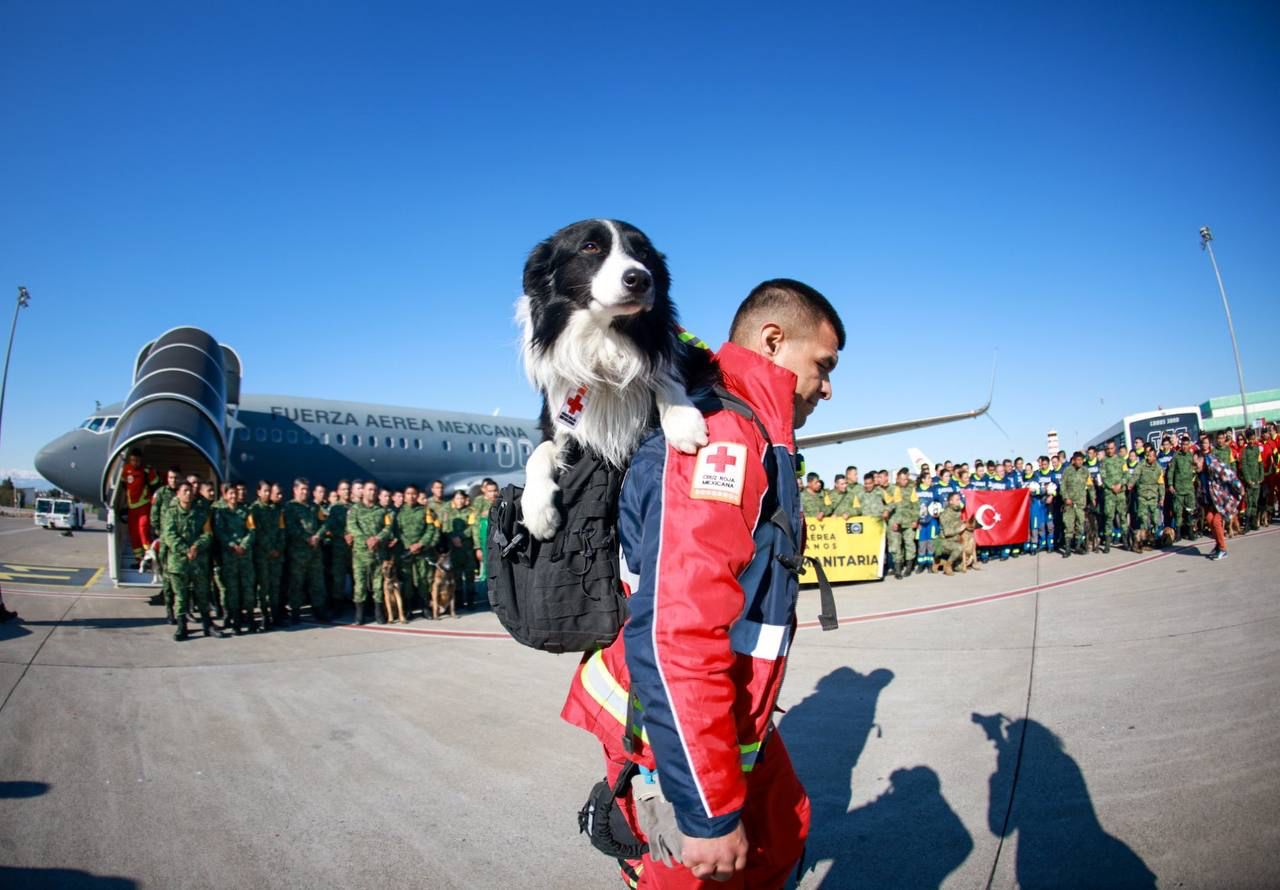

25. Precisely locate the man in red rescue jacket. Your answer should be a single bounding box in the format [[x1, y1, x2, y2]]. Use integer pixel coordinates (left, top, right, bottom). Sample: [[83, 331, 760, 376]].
[[562, 279, 845, 888], [122, 449, 158, 562]]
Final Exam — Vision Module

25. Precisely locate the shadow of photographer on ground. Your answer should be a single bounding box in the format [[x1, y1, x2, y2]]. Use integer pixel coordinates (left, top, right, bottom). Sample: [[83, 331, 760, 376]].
[[975, 712, 1155, 890]]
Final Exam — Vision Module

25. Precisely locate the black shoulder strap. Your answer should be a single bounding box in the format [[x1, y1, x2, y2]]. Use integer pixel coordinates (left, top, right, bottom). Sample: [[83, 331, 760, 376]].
[[690, 386, 839, 633]]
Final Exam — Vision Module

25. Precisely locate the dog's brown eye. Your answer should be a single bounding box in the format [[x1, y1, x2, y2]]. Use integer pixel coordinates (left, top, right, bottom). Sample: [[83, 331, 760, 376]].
[[581, 242, 601, 255]]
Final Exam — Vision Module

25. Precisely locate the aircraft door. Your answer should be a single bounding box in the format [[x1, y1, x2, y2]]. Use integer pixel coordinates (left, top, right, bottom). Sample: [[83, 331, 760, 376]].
[[495, 436, 515, 469]]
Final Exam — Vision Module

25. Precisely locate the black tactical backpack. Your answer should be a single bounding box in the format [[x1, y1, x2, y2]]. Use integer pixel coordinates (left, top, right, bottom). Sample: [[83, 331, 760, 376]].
[[485, 388, 839, 654], [486, 446, 627, 654]]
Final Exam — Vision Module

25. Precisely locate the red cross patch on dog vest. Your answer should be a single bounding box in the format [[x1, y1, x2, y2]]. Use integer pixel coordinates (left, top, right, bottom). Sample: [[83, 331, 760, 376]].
[[690, 442, 748, 504], [555, 385, 589, 429]]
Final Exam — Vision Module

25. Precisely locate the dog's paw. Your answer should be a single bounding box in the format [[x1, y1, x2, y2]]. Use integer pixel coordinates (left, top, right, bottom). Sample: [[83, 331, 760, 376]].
[[661, 403, 709, 454], [521, 479, 562, 541]]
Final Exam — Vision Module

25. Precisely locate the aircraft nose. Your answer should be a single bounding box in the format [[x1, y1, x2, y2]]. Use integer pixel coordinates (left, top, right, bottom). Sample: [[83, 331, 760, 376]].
[[34, 433, 80, 492], [34, 443, 56, 481]]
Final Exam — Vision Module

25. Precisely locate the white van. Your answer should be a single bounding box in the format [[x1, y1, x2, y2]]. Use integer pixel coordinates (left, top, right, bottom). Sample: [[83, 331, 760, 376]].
[[34, 497, 86, 530]]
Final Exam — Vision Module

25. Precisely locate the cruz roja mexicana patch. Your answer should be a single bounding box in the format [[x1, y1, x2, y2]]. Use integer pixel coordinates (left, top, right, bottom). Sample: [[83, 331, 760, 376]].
[[690, 442, 748, 504]]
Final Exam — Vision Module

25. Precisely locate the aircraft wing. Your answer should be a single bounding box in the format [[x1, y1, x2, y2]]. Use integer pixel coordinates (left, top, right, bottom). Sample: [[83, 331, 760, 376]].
[[797, 355, 996, 451], [796, 398, 992, 450]]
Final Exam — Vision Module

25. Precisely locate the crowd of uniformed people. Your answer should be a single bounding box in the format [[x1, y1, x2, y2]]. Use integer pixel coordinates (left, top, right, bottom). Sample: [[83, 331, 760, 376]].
[[801, 424, 1278, 579], [140, 462, 498, 641]]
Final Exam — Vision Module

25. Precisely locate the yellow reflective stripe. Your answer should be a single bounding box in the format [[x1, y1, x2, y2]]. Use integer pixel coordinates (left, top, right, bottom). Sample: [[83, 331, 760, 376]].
[[739, 740, 762, 772], [579, 651, 650, 744], [677, 328, 710, 351]]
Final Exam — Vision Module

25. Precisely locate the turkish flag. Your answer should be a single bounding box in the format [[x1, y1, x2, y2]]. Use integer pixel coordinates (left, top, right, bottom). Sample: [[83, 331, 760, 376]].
[[963, 489, 1031, 547]]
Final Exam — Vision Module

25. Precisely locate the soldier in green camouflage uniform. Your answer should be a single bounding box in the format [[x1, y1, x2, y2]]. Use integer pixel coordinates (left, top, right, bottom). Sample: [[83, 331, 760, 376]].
[[800, 473, 829, 519], [844, 466, 864, 504], [284, 478, 329, 624], [425, 480, 449, 530], [469, 479, 498, 587], [884, 468, 919, 579], [208, 486, 233, 618], [1058, 452, 1091, 557], [1213, 432, 1235, 473], [1241, 430, 1263, 530], [325, 481, 352, 613], [854, 472, 886, 520], [150, 468, 180, 622], [933, 492, 966, 573], [193, 481, 217, 618], [164, 482, 220, 641], [1100, 442, 1126, 550], [826, 475, 856, 518], [439, 490, 478, 608], [215, 486, 257, 633], [248, 481, 281, 631], [1132, 448, 1165, 536], [1166, 437, 1199, 540], [396, 485, 439, 619], [346, 485, 392, 624]]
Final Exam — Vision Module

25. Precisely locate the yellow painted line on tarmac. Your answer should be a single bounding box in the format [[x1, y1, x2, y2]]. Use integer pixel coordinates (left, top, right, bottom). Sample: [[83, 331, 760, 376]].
[[0, 563, 98, 587]]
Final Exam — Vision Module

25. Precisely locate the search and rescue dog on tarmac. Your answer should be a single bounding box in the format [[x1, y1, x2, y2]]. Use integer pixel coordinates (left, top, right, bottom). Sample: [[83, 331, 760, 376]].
[[431, 554, 456, 619], [516, 219, 710, 541], [1226, 512, 1242, 538], [382, 560, 406, 624], [1084, 512, 1101, 553], [959, 520, 979, 572]]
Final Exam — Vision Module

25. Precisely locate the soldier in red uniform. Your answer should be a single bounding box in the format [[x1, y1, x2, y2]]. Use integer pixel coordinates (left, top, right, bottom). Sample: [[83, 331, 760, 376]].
[[122, 450, 158, 563]]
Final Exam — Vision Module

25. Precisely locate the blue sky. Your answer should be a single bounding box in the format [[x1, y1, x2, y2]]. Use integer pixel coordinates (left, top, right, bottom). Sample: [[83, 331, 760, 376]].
[[2, 1, 1277, 486]]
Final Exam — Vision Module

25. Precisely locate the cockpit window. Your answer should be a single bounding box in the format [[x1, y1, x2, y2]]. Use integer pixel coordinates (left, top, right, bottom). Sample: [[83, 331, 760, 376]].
[[87, 417, 104, 432], [103, 417, 118, 431]]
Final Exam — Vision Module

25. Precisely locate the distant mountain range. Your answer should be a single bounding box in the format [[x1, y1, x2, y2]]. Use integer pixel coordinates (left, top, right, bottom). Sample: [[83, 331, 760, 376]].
[[1, 468, 53, 489]]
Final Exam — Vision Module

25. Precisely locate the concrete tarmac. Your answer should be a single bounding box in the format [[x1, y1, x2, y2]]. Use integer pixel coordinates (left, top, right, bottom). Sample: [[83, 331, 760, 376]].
[[0, 515, 1277, 889]]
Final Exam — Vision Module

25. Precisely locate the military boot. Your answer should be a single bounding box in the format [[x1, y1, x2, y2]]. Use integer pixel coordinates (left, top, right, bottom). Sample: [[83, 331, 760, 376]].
[[260, 609, 272, 632], [354, 602, 365, 626], [165, 602, 176, 625], [243, 609, 257, 633], [375, 602, 386, 625], [904, 562, 915, 577], [174, 617, 189, 642]]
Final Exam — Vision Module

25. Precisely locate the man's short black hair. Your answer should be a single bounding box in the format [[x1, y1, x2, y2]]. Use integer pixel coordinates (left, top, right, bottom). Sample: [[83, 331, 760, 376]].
[[729, 278, 846, 349], [805, 472, 820, 482]]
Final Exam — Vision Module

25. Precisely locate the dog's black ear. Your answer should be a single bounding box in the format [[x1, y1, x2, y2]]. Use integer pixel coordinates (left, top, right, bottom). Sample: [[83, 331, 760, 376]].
[[522, 239, 556, 301]]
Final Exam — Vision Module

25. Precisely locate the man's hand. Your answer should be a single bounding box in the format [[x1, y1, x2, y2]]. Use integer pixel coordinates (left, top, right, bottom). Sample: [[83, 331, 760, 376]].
[[1064, 498, 1073, 507], [344, 534, 354, 546], [186, 545, 197, 561], [409, 542, 423, 555], [269, 549, 279, 559], [682, 824, 748, 882], [366, 536, 379, 551], [816, 512, 825, 520], [308, 534, 320, 548]]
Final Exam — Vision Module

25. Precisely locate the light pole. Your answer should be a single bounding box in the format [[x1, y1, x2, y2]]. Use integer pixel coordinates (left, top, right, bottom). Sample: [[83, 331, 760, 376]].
[[1199, 227, 1249, 429], [0, 286, 31, 452]]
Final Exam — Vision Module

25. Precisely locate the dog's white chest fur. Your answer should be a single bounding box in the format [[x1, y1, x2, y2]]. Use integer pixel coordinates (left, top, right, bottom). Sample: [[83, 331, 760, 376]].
[[517, 296, 663, 467]]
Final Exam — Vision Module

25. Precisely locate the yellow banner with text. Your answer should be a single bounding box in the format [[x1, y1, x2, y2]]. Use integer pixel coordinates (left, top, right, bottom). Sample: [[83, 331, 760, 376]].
[[800, 516, 886, 583]]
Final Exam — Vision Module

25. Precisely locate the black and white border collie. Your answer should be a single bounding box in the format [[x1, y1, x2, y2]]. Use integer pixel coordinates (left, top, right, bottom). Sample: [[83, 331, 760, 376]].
[[516, 219, 709, 540]]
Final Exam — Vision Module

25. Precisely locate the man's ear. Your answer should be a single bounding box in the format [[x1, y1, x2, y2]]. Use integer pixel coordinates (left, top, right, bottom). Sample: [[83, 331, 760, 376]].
[[760, 322, 784, 359]]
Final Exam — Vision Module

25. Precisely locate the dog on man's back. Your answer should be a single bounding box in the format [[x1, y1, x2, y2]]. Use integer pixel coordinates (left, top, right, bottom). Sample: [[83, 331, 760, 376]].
[[516, 219, 710, 541]]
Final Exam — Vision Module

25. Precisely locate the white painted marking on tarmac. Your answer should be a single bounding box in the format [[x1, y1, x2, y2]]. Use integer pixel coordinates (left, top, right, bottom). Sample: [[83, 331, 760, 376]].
[[0, 527, 41, 536]]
